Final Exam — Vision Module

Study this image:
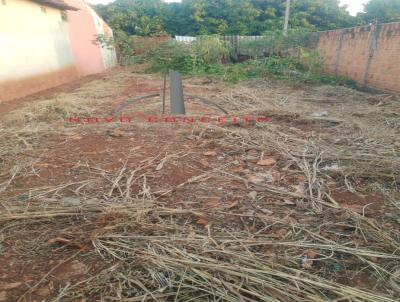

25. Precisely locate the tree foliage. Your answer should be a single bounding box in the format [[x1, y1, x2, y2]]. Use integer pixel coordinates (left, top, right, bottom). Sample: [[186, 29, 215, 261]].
[[94, 0, 357, 37], [358, 0, 400, 24]]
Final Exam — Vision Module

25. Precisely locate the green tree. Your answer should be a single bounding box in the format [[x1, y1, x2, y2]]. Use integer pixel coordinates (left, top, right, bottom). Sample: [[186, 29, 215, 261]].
[[291, 0, 356, 30], [358, 0, 400, 23], [94, 0, 357, 37], [95, 0, 167, 36]]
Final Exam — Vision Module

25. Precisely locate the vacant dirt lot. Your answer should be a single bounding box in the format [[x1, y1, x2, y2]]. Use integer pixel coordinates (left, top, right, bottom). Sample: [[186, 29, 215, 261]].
[[0, 67, 399, 301]]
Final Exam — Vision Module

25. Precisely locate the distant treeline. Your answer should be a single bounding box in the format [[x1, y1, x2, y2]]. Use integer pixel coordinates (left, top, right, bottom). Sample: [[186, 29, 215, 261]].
[[94, 0, 400, 37]]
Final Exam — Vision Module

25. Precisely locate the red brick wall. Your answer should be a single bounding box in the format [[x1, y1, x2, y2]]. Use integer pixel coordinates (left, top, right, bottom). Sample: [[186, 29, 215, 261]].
[[317, 22, 400, 93]]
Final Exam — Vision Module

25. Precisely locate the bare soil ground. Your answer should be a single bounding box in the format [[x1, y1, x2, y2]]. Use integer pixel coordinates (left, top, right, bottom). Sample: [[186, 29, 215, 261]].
[[0, 67, 399, 302]]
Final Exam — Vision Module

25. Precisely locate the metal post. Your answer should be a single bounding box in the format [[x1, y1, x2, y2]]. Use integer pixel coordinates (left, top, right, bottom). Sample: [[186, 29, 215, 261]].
[[169, 70, 185, 115], [283, 0, 291, 36]]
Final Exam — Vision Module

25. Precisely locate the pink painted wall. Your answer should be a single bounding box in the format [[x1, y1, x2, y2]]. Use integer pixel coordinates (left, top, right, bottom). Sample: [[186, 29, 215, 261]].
[[64, 0, 104, 75]]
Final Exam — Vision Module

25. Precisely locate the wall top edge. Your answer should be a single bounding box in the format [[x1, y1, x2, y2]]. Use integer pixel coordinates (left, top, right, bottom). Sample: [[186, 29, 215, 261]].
[[317, 21, 400, 35]]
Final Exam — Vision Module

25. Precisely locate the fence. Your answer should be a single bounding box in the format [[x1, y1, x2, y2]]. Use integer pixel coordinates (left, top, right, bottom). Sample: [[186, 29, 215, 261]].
[[175, 36, 197, 43], [316, 23, 400, 93], [175, 35, 264, 43], [174, 27, 400, 93], [175, 35, 267, 58], [174, 34, 318, 60]]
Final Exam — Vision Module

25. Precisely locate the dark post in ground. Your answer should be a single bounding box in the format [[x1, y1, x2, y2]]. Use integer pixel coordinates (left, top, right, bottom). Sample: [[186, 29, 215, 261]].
[[169, 70, 186, 115]]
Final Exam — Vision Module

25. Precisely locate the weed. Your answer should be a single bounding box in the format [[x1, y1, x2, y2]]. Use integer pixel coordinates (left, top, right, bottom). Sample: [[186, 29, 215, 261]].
[[237, 29, 319, 58], [148, 41, 196, 73], [148, 36, 231, 73], [189, 57, 355, 87], [95, 32, 170, 65], [147, 34, 355, 88]]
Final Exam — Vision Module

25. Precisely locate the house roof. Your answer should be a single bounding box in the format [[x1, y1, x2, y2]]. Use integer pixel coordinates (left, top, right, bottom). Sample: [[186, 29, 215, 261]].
[[31, 0, 78, 11]]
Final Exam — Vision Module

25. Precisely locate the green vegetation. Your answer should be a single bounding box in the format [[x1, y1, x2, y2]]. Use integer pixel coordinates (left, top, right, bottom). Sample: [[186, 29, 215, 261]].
[[358, 0, 400, 23], [94, 0, 400, 40], [235, 29, 319, 58], [147, 35, 356, 88], [192, 57, 355, 87], [148, 36, 230, 73], [93, 0, 400, 89], [95, 33, 170, 64], [94, 0, 357, 38]]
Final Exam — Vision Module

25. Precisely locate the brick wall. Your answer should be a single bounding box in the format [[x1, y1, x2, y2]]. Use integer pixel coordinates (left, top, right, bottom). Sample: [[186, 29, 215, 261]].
[[316, 22, 400, 93]]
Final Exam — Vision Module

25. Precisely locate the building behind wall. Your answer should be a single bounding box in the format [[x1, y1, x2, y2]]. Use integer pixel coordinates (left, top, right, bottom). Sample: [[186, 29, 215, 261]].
[[0, 0, 117, 102], [65, 0, 116, 76]]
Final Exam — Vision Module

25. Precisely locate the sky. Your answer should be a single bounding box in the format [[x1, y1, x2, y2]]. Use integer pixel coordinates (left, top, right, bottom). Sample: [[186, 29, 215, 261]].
[[340, 0, 367, 15], [86, 0, 368, 16]]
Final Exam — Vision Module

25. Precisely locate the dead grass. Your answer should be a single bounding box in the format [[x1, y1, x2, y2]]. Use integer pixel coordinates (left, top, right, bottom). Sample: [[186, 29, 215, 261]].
[[1, 198, 399, 301], [0, 70, 399, 301], [0, 70, 127, 157]]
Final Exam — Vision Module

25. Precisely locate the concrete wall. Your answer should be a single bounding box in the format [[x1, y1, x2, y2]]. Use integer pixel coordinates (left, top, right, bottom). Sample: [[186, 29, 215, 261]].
[[0, 0, 78, 101], [0, 0, 117, 102], [64, 0, 117, 75], [88, 4, 117, 69], [317, 23, 400, 93], [65, 0, 105, 75]]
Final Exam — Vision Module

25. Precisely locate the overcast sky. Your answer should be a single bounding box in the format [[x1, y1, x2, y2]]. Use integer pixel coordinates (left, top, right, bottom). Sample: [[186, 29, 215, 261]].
[[86, 0, 367, 16], [340, 0, 366, 15]]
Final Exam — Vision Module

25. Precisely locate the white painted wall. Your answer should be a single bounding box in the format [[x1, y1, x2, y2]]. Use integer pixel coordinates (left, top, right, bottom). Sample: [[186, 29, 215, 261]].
[[0, 0, 75, 83]]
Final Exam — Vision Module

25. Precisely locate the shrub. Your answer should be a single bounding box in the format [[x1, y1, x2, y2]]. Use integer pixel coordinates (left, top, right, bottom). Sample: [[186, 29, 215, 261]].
[[148, 35, 231, 73], [147, 34, 355, 88], [148, 41, 197, 73], [236, 29, 319, 59], [193, 36, 231, 64], [95, 31, 170, 65]]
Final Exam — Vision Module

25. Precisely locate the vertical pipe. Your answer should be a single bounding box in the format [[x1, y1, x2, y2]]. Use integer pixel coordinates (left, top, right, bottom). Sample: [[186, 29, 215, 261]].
[[283, 0, 291, 36]]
